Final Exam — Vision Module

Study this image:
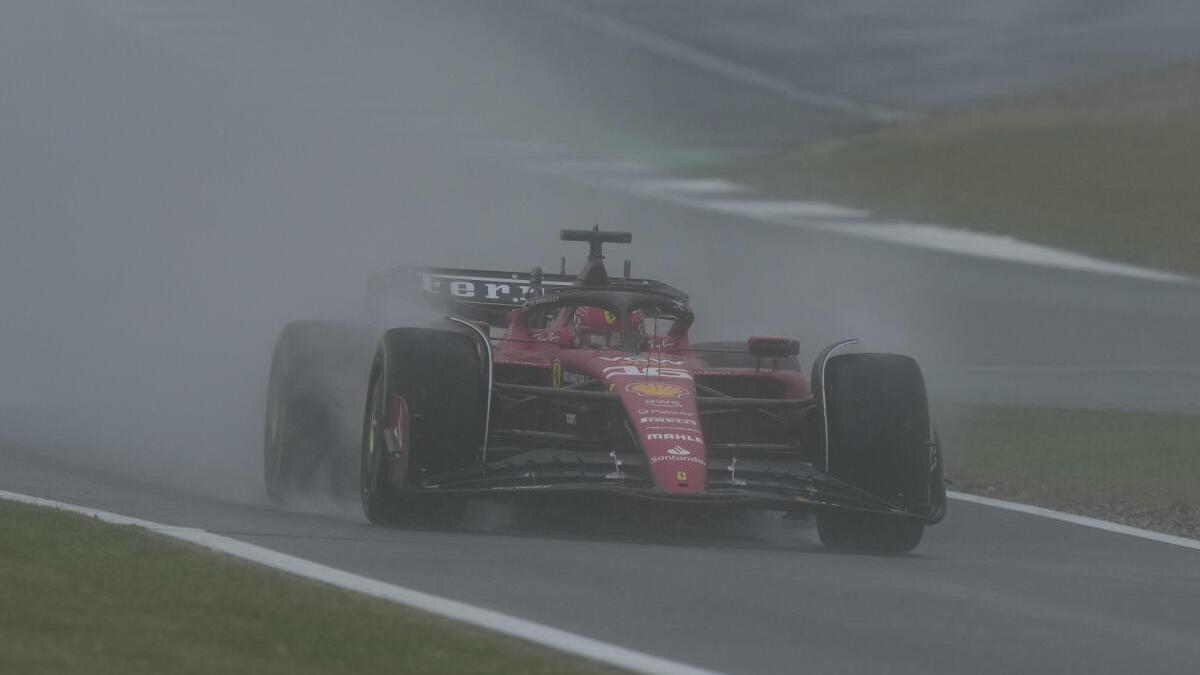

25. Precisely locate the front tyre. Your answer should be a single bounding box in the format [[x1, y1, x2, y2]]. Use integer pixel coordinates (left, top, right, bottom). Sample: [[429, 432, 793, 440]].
[[360, 328, 484, 526], [815, 352, 943, 552]]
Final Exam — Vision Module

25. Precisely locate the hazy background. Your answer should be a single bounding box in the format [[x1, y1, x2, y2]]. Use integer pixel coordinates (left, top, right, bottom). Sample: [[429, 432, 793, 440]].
[[4, 0, 1199, 502]]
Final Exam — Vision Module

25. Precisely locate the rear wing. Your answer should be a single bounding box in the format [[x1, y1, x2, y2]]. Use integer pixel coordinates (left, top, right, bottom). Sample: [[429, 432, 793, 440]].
[[368, 266, 575, 321]]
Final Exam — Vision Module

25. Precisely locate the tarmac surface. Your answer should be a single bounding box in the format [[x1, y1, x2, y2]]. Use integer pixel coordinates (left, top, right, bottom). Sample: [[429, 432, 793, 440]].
[[4, 448, 1200, 675]]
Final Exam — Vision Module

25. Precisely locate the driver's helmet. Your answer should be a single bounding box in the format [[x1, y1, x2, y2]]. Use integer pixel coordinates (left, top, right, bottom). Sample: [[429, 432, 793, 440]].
[[572, 306, 643, 350]]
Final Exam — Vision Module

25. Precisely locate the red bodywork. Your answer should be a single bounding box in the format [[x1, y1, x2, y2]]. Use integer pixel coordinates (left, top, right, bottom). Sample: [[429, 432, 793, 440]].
[[494, 308, 810, 495]]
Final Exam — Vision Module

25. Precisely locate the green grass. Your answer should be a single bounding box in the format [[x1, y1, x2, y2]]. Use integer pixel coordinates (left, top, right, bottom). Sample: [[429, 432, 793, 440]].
[[0, 501, 615, 675], [941, 405, 1200, 535], [718, 63, 1200, 276]]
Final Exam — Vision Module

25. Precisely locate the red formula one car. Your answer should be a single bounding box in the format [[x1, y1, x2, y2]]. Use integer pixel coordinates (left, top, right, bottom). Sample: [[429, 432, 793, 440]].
[[265, 228, 946, 551]]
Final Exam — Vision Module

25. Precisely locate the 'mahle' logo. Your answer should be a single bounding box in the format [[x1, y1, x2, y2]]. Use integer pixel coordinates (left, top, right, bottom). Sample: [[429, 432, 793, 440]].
[[646, 433, 703, 443]]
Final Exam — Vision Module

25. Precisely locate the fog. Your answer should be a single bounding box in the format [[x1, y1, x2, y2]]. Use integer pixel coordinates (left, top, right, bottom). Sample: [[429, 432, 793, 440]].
[[0, 1, 521, 500], [3, 1, 1199, 505], [0, 1, 655, 501]]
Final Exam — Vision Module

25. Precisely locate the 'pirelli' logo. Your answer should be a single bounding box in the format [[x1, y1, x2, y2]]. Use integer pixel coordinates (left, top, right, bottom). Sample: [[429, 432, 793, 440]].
[[640, 417, 697, 426]]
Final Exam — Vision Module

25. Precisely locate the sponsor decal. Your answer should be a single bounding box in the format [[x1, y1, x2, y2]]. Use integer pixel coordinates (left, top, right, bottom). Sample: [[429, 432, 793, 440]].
[[596, 356, 685, 366], [646, 433, 704, 443], [639, 417, 698, 426], [643, 398, 682, 407], [573, 306, 620, 324], [652, 336, 677, 350], [666, 446, 690, 456], [551, 360, 563, 388], [638, 408, 692, 416], [626, 383, 687, 398], [676, 470, 688, 482], [649, 454, 706, 466], [418, 272, 543, 304], [604, 365, 692, 380], [526, 294, 566, 307], [493, 359, 549, 367], [562, 371, 590, 385]]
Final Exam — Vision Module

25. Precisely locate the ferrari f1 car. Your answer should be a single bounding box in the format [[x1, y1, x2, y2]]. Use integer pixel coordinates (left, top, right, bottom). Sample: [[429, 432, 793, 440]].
[[264, 227, 946, 552]]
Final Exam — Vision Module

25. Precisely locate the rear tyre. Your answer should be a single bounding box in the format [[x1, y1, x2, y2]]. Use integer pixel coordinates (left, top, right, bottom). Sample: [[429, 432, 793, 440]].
[[815, 353, 941, 553], [264, 321, 373, 504], [360, 327, 484, 526]]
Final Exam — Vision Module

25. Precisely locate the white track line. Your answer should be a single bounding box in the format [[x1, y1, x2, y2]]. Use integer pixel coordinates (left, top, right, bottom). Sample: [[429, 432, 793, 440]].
[[0, 490, 726, 675], [531, 0, 910, 122], [827, 222, 1193, 284], [543, 162, 1193, 284], [948, 491, 1200, 552]]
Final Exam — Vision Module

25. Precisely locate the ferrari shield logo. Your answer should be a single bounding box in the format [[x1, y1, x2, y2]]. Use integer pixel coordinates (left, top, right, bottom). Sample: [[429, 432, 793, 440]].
[[676, 470, 688, 481], [551, 359, 563, 388]]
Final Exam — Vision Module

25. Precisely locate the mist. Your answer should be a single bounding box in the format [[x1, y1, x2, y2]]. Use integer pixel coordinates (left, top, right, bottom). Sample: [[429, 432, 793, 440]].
[[5, 1, 1197, 507], [0, 2, 517, 500], [1, 1, 685, 502]]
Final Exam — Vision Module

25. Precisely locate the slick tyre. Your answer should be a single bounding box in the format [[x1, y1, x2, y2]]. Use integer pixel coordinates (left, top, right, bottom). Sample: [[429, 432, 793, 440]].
[[816, 353, 940, 552], [264, 321, 373, 504], [360, 327, 484, 526]]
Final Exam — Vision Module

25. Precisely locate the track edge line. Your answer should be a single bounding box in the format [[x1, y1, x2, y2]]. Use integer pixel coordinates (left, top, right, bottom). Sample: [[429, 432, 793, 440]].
[[948, 490, 1200, 551]]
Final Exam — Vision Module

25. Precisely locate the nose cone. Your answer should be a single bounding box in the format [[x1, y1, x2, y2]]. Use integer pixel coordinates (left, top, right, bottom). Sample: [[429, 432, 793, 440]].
[[614, 379, 706, 494]]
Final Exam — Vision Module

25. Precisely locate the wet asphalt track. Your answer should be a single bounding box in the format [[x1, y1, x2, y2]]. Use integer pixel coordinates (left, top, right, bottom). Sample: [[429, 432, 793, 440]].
[[4, 447, 1200, 675], [2, 2, 1200, 673]]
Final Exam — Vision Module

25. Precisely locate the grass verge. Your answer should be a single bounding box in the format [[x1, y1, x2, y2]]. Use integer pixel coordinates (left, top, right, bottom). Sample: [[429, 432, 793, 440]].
[[941, 405, 1200, 538], [0, 501, 615, 675], [716, 63, 1200, 276]]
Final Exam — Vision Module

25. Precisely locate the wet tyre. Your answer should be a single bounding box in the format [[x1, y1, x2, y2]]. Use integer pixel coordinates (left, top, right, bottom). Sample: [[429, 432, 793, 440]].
[[815, 352, 941, 552], [264, 321, 373, 504], [360, 327, 485, 526]]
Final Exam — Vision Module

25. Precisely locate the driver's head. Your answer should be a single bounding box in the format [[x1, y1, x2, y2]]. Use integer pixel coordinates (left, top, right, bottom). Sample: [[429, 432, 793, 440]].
[[573, 306, 640, 349]]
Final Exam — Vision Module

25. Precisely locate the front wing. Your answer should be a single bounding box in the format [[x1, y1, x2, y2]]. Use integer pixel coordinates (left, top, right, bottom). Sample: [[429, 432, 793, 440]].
[[415, 449, 933, 521]]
